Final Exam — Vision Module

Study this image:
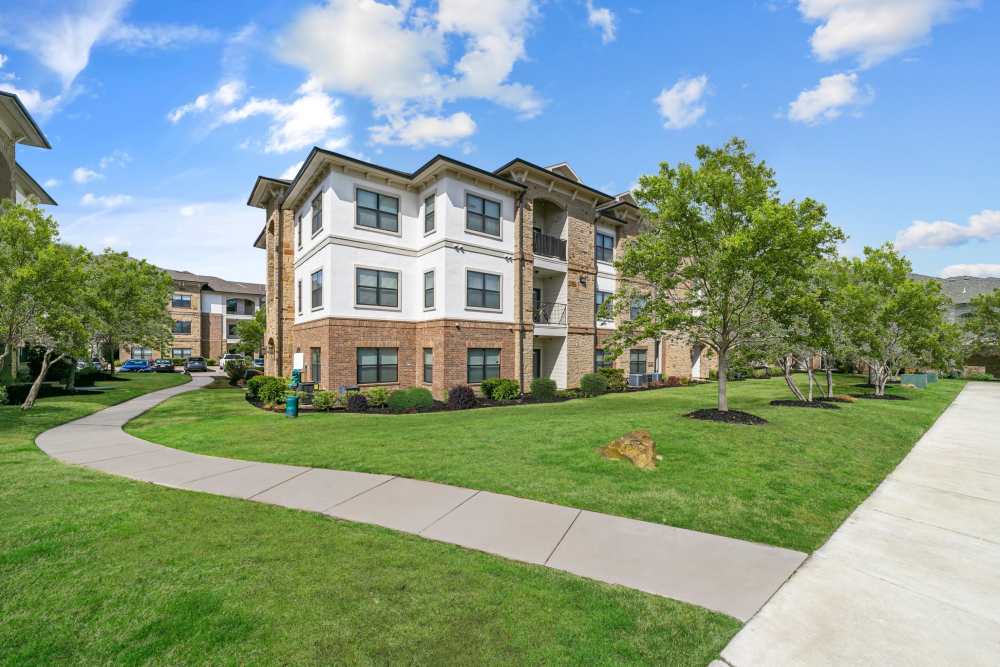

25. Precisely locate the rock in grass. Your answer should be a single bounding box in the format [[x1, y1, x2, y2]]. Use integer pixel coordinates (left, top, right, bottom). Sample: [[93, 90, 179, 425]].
[[600, 430, 660, 470]]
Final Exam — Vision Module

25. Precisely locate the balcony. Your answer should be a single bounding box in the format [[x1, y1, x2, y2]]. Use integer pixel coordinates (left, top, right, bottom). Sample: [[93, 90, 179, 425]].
[[533, 301, 567, 326], [533, 231, 566, 261]]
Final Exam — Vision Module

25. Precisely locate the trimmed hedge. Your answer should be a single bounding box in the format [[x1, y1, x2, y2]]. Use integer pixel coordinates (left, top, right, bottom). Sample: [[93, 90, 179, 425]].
[[312, 391, 339, 411], [247, 375, 287, 405], [580, 373, 609, 397], [530, 377, 557, 401], [387, 387, 435, 413]]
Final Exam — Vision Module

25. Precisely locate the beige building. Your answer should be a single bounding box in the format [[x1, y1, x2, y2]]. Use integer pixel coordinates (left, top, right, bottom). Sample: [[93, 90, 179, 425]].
[[120, 270, 264, 362], [249, 149, 712, 396]]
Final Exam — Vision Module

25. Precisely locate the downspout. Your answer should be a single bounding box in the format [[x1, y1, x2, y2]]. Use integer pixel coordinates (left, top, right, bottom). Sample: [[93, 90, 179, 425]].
[[593, 212, 599, 372], [516, 190, 526, 392]]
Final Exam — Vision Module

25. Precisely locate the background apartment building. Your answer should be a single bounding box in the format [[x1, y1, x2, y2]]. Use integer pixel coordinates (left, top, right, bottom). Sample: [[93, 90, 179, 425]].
[[121, 270, 264, 362], [250, 149, 713, 396]]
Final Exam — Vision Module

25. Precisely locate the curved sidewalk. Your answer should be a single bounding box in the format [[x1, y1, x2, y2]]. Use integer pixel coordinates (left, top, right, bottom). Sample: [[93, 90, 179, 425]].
[[722, 381, 1000, 665], [36, 375, 805, 621]]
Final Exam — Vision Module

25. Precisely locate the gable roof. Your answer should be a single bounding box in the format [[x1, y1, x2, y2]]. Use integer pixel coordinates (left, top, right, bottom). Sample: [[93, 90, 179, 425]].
[[912, 273, 1000, 305], [545, 162, 581, 182], [166, 269, 265, 296], [0, 91, 51, 149], [247, 176, 291, 208], [494, 157, 616, 203]]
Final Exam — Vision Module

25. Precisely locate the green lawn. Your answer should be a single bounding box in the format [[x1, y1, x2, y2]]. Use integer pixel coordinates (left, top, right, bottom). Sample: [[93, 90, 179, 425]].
[[2, 373, 738, 665], [128, 375, 964, 553]]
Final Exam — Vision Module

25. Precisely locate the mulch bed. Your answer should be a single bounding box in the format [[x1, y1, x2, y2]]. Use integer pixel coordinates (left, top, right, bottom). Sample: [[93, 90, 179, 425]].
[[816, 396, 854, 404], [853, 382, 901, 389], [852, 393, 910, 401], [685, 409, 768, 425], [769, 400, 841, 410]]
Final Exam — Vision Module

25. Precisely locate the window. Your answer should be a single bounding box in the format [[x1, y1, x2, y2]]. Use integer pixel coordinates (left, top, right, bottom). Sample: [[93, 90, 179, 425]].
[[297, 280, 302, 314], [423, 348, 433, 384], [131, 346, 153, 360], [596, 231, 615, 263], [467, 348, 500, 384], [311, 194, 323, 236], [595, 290, 611, 318], [423, 270, 435, 309], [226, 298, 237, 314], [467, 270, 501, 310], [171, 293, 191, 308], [357, 347, 398, 384], [356, 268, 399, 308], [296, 215, 302, 248], [424, 194, 435, 233], [630, 295, 647, 320], [310, 348, 321, 383], [357, 188, 399, 233], [227, 322, 239, 338], [172, 348, 192, 359], [311, 270, 323, 309], [172, 319, 191, 335], [466, 193, 501, 237], [630, 349, 647, 376], [595, 349, 612, 369]]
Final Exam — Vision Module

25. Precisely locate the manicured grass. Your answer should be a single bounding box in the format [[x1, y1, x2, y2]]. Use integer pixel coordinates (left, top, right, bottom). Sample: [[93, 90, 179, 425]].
[[128, 375, 964, 553], [2, 374, 738, 664]]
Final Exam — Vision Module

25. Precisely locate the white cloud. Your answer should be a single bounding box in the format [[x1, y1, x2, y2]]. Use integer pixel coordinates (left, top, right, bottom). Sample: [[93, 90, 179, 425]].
[[103, 22, 219, 50], [0, 53, 6, 68], [654, 75, 708, 129], [43, 178, 60, 188], [787, 72, 872, 125], [586, 1, 617, 44], [167, 80, 245, 123], [896, 209, 1000, 250], [98, 149, 131, 169], [940, 264, 1000, 278], [219, 78, 348, 154], [370, 111, 476, 148], [81, 192, 132, 208], [72, 167, 102, 184], [0, 83, 62, 119], [798, 0, 978, 68], [280, 161, 305, 180]]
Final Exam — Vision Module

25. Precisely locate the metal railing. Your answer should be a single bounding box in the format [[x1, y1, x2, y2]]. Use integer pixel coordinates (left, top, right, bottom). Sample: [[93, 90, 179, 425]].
[[533, 301, 567, 325], [532, 231, 567, 260]]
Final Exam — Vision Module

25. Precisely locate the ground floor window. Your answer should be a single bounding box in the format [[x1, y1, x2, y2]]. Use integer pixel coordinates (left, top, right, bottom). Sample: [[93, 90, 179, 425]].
[[629, 349, 647, 376], [423, 348, 433, 384], [131, 346, 153, 360], [357, 347, 398, 384], [595, 349, 612, 369], [467, 348, 500, 384], [532, 349, 541, 379], [172, 348, 192, 359], [227, 322, 239, 338], [310, 347, 321, 383]]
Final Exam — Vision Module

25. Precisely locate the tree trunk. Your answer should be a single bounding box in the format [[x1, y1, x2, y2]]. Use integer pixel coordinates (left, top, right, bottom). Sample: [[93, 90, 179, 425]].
[[807, 367, 815, 402], [21, 349, 61, 410], [65, 364, 77, 391], [826, 367, 834, 399], [873, 363, 888, 397], [717, 350, 729, 412], [783, 356, 806, 401]]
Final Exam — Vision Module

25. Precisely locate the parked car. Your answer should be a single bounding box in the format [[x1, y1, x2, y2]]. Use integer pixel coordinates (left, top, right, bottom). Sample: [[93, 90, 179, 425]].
[[120, 359, 152, 372], [184, 357, 208, 373], [152, 359, 176, 373], [253, 357, 264, 370], [219, 353, 245, 369]]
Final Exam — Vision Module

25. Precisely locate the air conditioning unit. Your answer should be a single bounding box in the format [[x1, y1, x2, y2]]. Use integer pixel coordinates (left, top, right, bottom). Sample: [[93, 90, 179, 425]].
[[628, 373, 646, 387], [648, 372, 662, 384]]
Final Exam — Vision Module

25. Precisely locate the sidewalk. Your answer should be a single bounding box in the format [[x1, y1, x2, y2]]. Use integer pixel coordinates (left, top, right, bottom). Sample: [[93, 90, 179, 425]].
[[35, 375, 805, 622], [721, 381, 1000, 666]]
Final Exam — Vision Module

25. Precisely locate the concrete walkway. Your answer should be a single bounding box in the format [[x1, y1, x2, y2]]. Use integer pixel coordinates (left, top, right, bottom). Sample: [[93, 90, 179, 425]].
[[722, 381, 1000, 666], [35, 375, 805, 622]]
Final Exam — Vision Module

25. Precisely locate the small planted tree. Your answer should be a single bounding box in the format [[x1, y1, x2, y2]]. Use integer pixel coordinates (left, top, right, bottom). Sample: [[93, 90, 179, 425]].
[[964, 288, 1000, 352], [236, 309, 266, 357], [603, 138, 843, 413]]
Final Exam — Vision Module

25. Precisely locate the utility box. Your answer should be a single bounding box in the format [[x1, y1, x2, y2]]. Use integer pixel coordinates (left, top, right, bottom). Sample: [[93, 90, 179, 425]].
[[901, 373, 928, 389]]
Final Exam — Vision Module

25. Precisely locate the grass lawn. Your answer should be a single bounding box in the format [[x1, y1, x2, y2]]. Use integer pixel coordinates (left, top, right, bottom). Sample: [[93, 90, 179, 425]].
[[128, 375, 965, 553], [2, 373, 739, 664]]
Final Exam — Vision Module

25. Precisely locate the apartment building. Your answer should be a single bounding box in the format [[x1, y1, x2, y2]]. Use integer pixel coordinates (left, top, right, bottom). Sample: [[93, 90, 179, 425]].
[[120, 269, 265, 362], [249, 149, 712, 397]]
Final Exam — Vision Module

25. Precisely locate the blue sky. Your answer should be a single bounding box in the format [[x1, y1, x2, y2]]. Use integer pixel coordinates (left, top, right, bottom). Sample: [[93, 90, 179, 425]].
[[2, 0, 998, 283]]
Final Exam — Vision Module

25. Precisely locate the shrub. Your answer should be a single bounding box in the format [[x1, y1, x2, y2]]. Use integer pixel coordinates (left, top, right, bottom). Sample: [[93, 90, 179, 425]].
[[0, 384, 7, 405], [346, 392, 369, 413], [364, 386, 391, 408], [967, 372, 995, 381], [580, 372, 609, 397], [479, 377, 503, 400], [709, 368, 718, 381], [447, 385, 478, 410], [679, 376, 690, 386], [206, 358, 217, 367], [491, 378, 521, 401], [75, 367, 99, 387], [597, 367, 627, 392], [248, 375, 286, 405], [243, 369, 262, 381], [665, 375, 682, 387], [171, 358, 186, 366], [530, 377, 557, 401], [224, 359, 247, 384], [312, 390, 339, 411], [387, 387, 435, 413]]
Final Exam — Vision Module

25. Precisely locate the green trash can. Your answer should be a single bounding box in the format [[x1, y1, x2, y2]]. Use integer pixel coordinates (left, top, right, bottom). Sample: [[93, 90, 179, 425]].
[[901, 373, 928, 389], [926, 372, 938, 383], [285, 394, 299, 418]]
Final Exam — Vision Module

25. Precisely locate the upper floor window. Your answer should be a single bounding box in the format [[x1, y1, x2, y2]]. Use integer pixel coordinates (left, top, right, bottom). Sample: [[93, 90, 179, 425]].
[[311, 194, 323, 236], [296, 215, 303, 248], [466, 193, 501, 237], [226, 298, 237, 314], [630, 295, 647, 320], [356, 268, 399, 308], [595, 290, 611, 318], [172, 319, 191, 335], [171, 293, 191, 308], [424, 270, 435, 309], [596, 232, 615, 263], [467, 270, 501, 310], [424, 194, 435, 233], [357, 188, 399, 233], [311, 269, 323, 309], [297, 280, 303, 314], [227, 322, 239, 338]]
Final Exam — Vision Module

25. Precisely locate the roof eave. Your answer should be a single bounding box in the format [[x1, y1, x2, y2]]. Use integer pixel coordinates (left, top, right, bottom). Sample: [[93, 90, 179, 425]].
[[14, 162, 56, 205], [0, 92, 51, 149]]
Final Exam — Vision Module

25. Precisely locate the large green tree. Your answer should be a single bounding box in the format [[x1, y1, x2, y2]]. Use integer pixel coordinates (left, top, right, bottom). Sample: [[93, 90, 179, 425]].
[[603, 138, 843, 412], [964, 288, 1000, 352]]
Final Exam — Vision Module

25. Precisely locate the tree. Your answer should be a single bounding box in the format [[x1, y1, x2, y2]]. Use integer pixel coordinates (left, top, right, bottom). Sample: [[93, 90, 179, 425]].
[[0, 201, 60, 380], [235, 309, 265, 356], [964, 289, 1000, 352], [87, 251, 173, 370], [834, 244, 949, 396], [603, 138, 844, 412]]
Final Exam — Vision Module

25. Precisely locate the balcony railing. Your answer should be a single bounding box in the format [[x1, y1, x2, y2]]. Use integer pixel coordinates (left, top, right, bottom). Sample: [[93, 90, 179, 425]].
[[533, 301, 567, 326], [533, 231, 567, 260]]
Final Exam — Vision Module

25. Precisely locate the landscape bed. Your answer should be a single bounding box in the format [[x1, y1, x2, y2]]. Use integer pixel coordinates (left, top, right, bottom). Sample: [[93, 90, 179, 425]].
[[127, 374, 965, 553]]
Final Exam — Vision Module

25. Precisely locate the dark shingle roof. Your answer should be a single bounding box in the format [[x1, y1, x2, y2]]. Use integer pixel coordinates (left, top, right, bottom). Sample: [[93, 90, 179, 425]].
[[912, 273, 1000, 305], [166, 269, 265, 296]]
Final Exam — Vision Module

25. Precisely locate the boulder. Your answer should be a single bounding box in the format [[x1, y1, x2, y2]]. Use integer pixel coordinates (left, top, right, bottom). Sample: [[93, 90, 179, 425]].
[[600, 430, 659, 470]]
